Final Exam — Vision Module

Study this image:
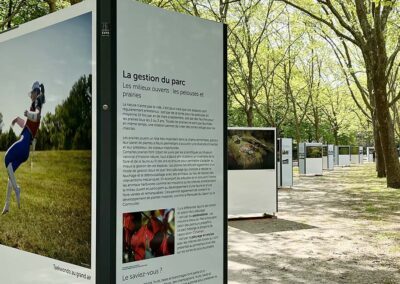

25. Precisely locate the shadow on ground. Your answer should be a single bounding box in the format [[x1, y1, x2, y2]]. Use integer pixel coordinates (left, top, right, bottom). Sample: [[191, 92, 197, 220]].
[[229, 218, 317, 234]]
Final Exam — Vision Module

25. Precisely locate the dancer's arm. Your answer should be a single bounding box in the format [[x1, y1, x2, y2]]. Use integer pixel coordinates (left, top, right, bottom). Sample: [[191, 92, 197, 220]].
[[24, 109, 41, 122], [11, 117, 25, 128]]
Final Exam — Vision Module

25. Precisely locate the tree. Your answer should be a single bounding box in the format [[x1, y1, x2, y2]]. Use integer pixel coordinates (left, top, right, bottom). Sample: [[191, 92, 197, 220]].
[[37, 75, 92, 150], [228, 0, 278, 126], [0, 112, 3, 134], [281, 0, 400, 188], [0, 0, 78, 30], [56, 74, 92, 150]]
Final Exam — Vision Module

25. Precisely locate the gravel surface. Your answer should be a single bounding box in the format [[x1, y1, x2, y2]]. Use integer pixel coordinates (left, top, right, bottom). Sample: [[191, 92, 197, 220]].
[[228, 163, 400, 284]]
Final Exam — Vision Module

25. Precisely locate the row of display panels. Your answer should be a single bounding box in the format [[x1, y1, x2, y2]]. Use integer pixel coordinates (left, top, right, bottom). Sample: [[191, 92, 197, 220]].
[[292, 145, 376, 161], [334, 146, 364, 166], [299, 145, 364, 159], [0, 1, 227, 284], [298, 144, 369, 175]]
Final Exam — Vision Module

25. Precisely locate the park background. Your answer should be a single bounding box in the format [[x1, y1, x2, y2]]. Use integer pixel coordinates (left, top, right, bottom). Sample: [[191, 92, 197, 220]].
[[1, 0, 400, 282]]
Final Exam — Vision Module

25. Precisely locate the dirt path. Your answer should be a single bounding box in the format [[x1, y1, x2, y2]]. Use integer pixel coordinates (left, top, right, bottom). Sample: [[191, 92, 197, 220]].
[[228, 163, 400, 284]]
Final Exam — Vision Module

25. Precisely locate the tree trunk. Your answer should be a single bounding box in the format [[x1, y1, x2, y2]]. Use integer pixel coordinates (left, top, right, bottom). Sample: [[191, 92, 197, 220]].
[[314, 115, 320, 142], [333, 126, 339, 146], [373, 119, 386, 177], [46, 0, 57, 13], [7, 0, 12, 29], [246, 108, 253, 127], [374, 78, 400, 187]]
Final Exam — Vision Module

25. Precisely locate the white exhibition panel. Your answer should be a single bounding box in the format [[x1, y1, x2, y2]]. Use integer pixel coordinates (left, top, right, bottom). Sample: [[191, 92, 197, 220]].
[[323, 156, 328, 169], [350, 154, 359, 164], [299, 143, 306, 175], [337, 146, 351, 166], [228, 127, 276, 217], [277, 138, 280, 187], [334, 146, 339, 165], [228, 170, 277, 216], [117, 0, 225, 283], [327, 144, 334, 170], [368, 154, 374, 162], [0, 2, 96, 284], [367, 147, 375, 162], [350, 147, 361, 164], [280, 138, 293, 187], [306, 158, 323, 175], [299, 142, 323, 175], [359, 146, 364, 164], [322, 145, 330, 170], [277, 160, 281, 187], [338, 155, 351, 166]]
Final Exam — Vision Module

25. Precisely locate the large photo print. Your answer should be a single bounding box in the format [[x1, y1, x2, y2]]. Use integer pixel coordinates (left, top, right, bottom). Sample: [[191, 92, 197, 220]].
[[0, 13, 92, 268], [228, 129, 275, 170]]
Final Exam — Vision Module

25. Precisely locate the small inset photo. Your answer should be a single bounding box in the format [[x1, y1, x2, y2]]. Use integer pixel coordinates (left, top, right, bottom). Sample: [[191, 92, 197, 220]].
[[123, 209, 175, 263], [227, 129, 275, 170]]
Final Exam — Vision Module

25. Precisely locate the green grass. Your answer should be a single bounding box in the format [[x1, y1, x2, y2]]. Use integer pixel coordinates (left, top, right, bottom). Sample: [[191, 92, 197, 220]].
[[377, 231, 400, 253], [0, 150, 91, 267], [330, 164, 400, 220], [334, 164, 400, 249]]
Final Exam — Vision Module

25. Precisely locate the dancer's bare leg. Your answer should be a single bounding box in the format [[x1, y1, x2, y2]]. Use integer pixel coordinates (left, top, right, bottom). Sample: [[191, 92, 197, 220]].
[[7, 163, 20, 209], [2, 180, 13, 215]]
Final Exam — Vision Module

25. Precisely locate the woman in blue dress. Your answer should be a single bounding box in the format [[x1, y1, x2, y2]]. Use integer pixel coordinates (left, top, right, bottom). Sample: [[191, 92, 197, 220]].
[[2, 81, 45, 214]]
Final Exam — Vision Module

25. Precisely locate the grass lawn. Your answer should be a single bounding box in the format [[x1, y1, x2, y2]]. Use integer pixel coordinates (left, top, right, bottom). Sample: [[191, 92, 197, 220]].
[[0, 150, 91, 268]]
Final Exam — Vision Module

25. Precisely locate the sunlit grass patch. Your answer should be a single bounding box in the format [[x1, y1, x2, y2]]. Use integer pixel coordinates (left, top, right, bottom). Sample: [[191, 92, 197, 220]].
[[0, 150, 91, 267], [336, 163, 400, 221]]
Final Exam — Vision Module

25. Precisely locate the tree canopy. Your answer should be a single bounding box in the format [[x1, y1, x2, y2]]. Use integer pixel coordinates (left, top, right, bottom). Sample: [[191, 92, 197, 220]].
[[2, 0, 400, 187]]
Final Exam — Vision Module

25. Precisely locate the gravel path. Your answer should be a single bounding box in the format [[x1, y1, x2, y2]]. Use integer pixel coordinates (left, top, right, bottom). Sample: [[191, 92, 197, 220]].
[[228, 164, 400, 284]]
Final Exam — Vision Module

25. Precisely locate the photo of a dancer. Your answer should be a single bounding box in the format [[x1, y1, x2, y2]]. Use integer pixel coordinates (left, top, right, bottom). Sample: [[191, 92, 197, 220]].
[[2, 82, 45, 214], [0, 12, 93, 268], [123, 209, 175, 263]]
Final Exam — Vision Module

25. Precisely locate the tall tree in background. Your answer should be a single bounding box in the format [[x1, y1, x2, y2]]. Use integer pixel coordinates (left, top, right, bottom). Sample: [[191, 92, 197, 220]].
[[58, 74, 92, 150], [228, 0, 278, 126], [0, 127, 17, 150], [36, 74, 92, 150], [281, 0, 400, 188]]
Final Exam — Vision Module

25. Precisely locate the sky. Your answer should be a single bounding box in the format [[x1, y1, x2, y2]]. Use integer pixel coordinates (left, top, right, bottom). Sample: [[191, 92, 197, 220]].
[[0, 12, 92, 134]]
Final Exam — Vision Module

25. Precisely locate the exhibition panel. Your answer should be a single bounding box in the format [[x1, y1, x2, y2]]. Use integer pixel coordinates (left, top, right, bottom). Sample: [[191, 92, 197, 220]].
[[116, 1, 226, 283], [0, 1, 96, 283], [277, 138, 293, 188], [299, 143, 323, 176], [228, 128, 277, 217], [367, 147, 375, 162], [350, 146, 363, 164], [323, 145, 334, 170], [337, 146, 351, 167]]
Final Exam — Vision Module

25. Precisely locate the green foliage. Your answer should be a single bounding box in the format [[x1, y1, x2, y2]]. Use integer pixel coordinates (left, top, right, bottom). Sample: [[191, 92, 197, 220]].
[[0, 0, 74, 30], [138, 0, 375, 145], [0, 127, 17, 151], [306, 146, 322, 158], [351, 146, 360, 155], [6, 0, 392, 147], [36, 75, 92, 150], [339, 146, 350, 155], [0, 75, 91, 152]]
